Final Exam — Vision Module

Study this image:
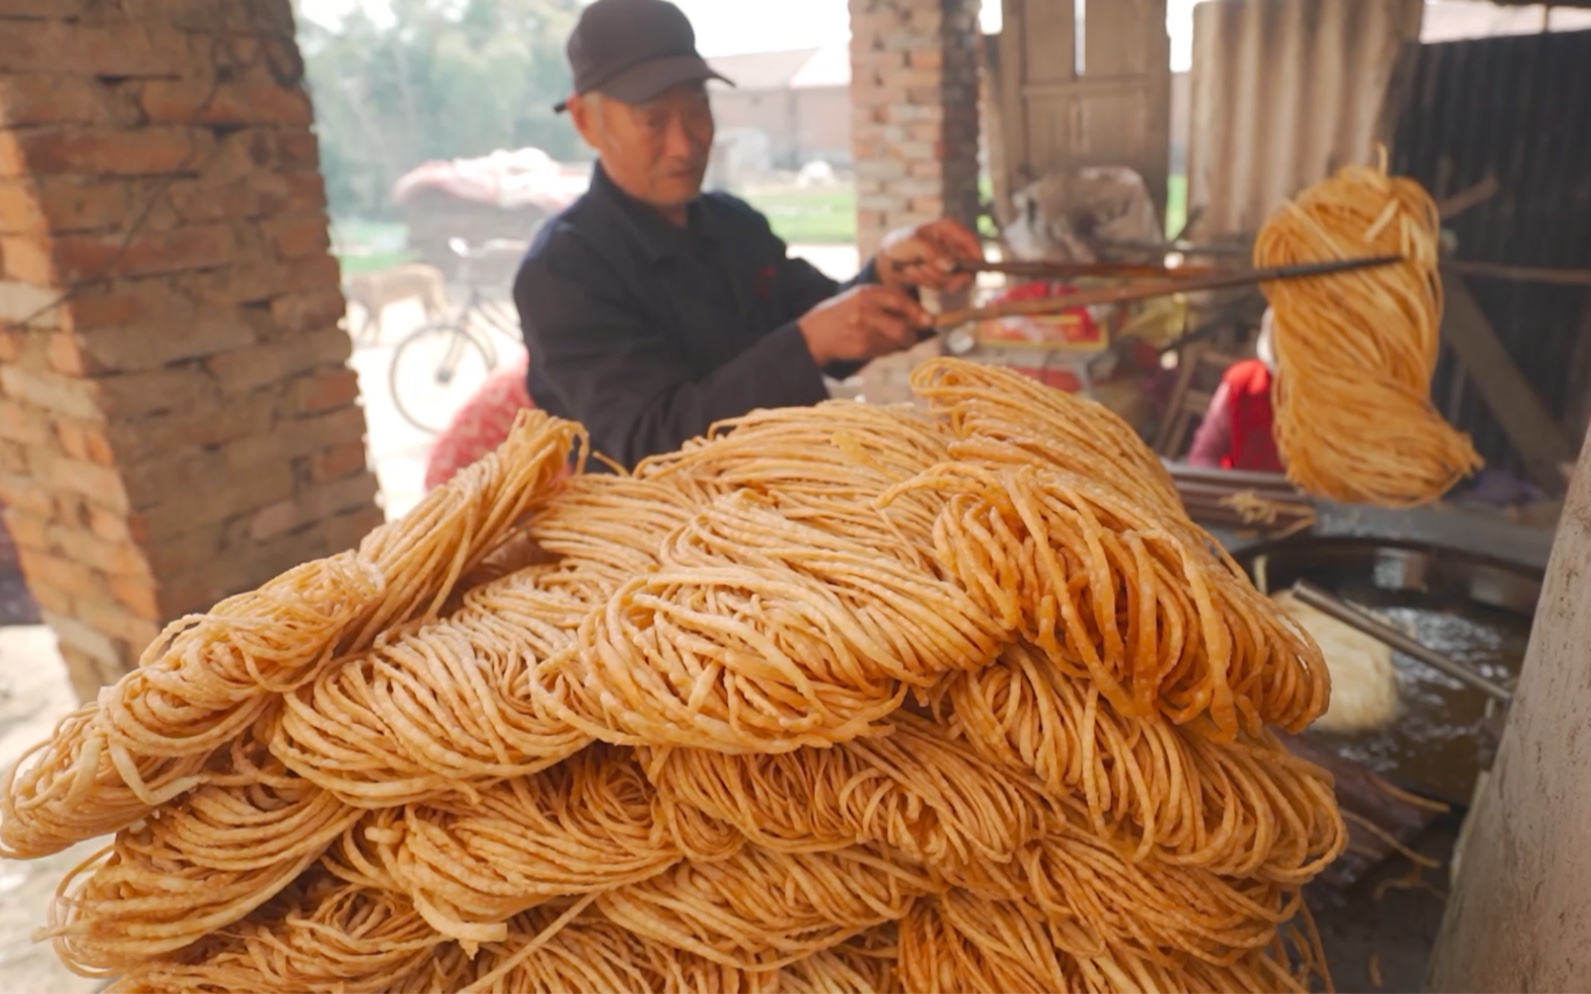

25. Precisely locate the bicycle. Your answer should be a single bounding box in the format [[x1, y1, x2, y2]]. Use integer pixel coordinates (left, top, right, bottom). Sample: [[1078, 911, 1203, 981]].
[[388, 238, 528, 434]]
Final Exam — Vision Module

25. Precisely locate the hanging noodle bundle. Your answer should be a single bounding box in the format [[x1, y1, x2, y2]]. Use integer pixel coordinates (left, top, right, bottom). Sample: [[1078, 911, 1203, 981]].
[[1254, 150, 1483, 506], [1, 360, 1343, 992]]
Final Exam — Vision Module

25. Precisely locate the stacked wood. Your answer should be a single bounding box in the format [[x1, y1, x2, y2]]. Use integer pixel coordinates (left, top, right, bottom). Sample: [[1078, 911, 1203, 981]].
[[1167, 464, 1317, 536]]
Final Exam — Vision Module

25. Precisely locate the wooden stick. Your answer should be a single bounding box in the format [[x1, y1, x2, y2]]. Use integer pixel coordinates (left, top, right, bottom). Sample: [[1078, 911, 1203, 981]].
[[1436, 175, 1500, 221], [921, 259, 1225, 280], [931, 255, 1403, 329]]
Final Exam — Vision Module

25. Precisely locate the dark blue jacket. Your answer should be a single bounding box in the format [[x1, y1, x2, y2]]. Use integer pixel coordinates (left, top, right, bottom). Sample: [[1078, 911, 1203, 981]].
[[514, 164, 878, 469]]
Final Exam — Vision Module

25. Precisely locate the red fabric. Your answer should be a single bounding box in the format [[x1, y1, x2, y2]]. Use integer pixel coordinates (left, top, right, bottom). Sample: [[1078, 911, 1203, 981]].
[[424, 353, 535, 491], [1221, 359, 1283, 473]]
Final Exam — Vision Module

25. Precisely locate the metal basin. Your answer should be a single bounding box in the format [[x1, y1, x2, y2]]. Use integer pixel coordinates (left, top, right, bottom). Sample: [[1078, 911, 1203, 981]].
[[1232, 536, 1542, 804]]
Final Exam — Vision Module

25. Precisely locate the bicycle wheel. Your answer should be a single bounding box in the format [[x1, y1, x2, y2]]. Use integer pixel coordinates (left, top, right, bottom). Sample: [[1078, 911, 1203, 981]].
[[389, 321, 498, 434]]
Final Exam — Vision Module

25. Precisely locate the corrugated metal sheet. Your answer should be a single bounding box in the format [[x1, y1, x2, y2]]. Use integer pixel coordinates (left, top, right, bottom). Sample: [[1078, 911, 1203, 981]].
[[1388, 30, 1591, 474], [1187, 0, 1422, 241]]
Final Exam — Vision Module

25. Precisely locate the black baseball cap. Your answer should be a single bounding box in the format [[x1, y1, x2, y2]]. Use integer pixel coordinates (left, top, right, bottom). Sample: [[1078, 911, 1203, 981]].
[[553, 0, 732, 113]]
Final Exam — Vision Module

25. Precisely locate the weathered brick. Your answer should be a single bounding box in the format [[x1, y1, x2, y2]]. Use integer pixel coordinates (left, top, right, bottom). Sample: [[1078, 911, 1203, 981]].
[[45, 332, 87, 374], [27, 176, 132, 234], [230, 404, 367, 468], [47, 524, 148, 577], [276, 130, 320, 172], [269, 288, 346, 335], [0, 75, 112, 127], [289, 367, 361, 415], [0, 22, 189, 76], [0, 474, 54, 518], [4, 126, 198, 177], [283, 171, 328, 214], [166, 172, 292, 223], [142, 521, 223, 578], [18, 547, 104, 602], [53, 492, 88, 528], [0, 365, 100, 419], [30, 449, 129, 511], [204, 327, 350, 394], [139, 460, 294, 540], [105, 388, 275, 463], [51, 223, 236, 282], [286, 252, 342, 291], [2, 508, 50, 551], [0, 438, 25, 477], [64, 279, 186, 331], [106, 573, 160, 620], [265, 213, 331, 260], [0, 397, 47, 446], [96, 365, 216, 420], [75, 310, 255, 373], [181, 258, 290, 306], [75, 598, 160, 647], [139, 80, 314, 128], [0, 179, 46, 233], [55, 419, 115, 466], [248, 499, 301, 543], [0, 280, 60, 328], [0, 0, 91, 16], [0, 232, 54, 283], [309, 440, 368, 484], [85, 506, 132, 544], [318, 503, 386, 554], [121, 445, 258, 513], [27, 577, 74, 615]]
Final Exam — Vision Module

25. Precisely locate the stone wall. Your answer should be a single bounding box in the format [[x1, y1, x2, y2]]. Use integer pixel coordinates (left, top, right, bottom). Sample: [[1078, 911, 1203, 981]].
[[0, 0, 381, 700], [849, 0, 982, 259]]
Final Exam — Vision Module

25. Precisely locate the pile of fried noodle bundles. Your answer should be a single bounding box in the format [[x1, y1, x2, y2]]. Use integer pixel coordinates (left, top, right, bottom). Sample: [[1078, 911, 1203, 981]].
[[0, 359, 1342, 993]]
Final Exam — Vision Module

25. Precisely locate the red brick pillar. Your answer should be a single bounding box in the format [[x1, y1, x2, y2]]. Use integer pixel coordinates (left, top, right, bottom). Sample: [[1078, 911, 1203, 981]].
[[0, 0, 381, 700], [849, 0, 982, 259]]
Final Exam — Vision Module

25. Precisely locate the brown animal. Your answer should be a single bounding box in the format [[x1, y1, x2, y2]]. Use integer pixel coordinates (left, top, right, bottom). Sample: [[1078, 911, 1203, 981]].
[[344, 263, 449, 343]]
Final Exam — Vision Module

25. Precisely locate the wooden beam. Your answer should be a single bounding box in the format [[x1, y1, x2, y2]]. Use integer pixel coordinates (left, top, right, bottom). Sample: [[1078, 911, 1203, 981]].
[[1443, 259, 1591, 288], [1435, 174, 1500, 222], [1440, 271, 1578, 492]]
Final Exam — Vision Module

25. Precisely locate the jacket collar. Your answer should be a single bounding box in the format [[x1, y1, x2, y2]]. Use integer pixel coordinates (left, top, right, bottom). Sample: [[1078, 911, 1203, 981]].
[[587, 162, 715, 265]]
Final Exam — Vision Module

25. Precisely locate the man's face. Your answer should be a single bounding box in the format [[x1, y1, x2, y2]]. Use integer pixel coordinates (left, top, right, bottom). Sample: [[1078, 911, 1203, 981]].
[[574, 83, 714, 214]]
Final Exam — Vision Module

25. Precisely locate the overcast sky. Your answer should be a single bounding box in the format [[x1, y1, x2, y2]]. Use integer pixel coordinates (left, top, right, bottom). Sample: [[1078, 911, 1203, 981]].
[[297, 0, 1208, 71]]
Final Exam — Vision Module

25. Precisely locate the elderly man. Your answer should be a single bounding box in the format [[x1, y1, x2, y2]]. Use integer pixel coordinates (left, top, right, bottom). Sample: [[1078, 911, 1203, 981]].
[[515, 0, 983, 469]]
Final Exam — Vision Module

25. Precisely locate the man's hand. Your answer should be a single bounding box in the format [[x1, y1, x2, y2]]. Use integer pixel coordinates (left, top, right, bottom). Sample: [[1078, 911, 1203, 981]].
[[877, 218, 985, 294], [798, 285, 930, 368]]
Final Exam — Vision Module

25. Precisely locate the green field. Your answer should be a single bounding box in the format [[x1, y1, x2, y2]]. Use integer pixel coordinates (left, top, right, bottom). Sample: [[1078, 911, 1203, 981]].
[[1165, 174, 1189, 240], [331, 220, 414, 274], [741, 187, 858, 245], [331, 174, 1191, 265]]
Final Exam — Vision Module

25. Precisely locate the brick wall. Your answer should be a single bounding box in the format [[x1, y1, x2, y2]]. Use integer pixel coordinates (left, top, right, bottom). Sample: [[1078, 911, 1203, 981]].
[[848, 0, 982, 404], [0, 0, 381, 700], [849, 0, 982, 258]]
